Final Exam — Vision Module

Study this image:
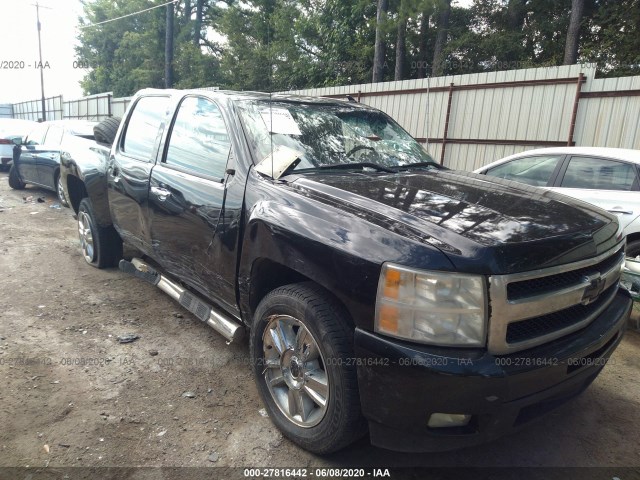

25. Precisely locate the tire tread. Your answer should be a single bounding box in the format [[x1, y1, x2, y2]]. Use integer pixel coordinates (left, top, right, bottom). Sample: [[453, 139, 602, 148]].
[[78, 197, 122, 268], [251, 282, 367, 454]]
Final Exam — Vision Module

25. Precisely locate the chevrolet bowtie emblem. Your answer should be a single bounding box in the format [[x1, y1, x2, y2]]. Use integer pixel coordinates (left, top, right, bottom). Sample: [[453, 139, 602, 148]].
[[581, 273, 605, 305]]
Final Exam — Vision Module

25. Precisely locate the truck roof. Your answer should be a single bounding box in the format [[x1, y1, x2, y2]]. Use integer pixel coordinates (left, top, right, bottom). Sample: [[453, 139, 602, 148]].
[[135, 88, 369, 109]]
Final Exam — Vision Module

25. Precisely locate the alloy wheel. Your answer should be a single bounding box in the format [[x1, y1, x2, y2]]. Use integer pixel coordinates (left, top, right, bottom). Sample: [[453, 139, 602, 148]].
[[78, 211, 95, 263], [262, 314, 330, 428]]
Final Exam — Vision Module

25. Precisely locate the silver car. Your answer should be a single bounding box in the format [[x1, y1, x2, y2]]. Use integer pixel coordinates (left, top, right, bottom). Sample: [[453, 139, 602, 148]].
[[0, 119, 37, 170], [475, 147, 640, 257]]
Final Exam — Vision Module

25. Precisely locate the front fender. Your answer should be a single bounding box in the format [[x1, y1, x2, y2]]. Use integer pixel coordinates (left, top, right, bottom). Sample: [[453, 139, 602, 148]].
[[238, 190, 452, 332]]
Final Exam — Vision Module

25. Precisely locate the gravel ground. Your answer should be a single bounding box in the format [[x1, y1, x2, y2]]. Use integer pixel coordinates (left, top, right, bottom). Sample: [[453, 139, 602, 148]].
[[0, 171, 639, 477]]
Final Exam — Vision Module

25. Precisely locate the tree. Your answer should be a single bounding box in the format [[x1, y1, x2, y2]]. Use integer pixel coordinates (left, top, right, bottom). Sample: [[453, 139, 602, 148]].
[[165, 2, 175, 88], [564, 0, 584, 64], [431, 0, 451, 76], [194, 0, 205, 46], [581, 0, 640, 76], [395, 8, 407, 80], [417, 9, 432, 78], [373, 0, 390, 82], [75, 0, 640, 97], [77, 0, 168, 96]]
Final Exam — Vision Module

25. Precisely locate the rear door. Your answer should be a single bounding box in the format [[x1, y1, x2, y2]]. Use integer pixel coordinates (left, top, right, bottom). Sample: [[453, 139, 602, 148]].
[[148, 95, 234, 308], [551, 155, 640, 234], [34, 124, 64, 188], [17, 123, 49, 184], [108, 95, 170, 253]]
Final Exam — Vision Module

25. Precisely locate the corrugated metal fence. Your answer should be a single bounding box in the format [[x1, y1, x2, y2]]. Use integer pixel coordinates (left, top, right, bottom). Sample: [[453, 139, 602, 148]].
[[289, 64, 640, 170], [12, 95, 64, 121], [10, 68, 640, 169], [11, 87, 220, 123], [13, 92, 130, 122]]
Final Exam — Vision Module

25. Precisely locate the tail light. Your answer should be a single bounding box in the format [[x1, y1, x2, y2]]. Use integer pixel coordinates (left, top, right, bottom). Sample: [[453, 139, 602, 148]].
[[0, 139, 11, 145]]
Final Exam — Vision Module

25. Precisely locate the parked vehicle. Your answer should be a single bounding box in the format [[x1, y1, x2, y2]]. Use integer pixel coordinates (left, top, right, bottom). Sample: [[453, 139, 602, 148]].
[[474, 147, 640, 256], [61, 89, 631, 454], [8, 120, 97, 205], [0, 118, 37, 171]]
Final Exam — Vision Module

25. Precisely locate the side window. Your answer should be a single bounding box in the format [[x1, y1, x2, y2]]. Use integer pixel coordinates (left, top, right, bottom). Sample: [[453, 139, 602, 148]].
[[485, 155, 563, 187], [44, 126, 64, 145], [25, 124, 49, 146], [561, 156, 637, 191], [164, 96, 231, 178], [122, 96, 169, 161]]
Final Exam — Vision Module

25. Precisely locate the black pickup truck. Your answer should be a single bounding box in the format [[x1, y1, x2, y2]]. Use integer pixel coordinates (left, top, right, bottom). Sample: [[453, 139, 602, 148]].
[[60, 88, 631, 454]]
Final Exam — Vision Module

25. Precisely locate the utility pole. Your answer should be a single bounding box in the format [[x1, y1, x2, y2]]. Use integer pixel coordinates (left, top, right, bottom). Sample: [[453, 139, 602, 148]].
[[165, 1, 174, 88], [33, 2, 51, 122]]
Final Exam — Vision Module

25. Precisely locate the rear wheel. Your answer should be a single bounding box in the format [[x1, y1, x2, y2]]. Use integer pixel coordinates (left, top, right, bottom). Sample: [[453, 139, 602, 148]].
[[77, 198, 122, 268], [56, 173, 69, 207], [250, 283, 366, 454], [8, 165, 25, 190]]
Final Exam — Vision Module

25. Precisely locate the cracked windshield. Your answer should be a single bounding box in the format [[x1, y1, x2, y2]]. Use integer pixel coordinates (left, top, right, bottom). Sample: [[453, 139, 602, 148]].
[[238, 101, 436, 171]]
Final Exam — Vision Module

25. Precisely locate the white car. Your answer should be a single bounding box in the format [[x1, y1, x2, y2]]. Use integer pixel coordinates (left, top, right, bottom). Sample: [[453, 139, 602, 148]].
[[474, 147, 640, 257], [0, 118, 38, 170]]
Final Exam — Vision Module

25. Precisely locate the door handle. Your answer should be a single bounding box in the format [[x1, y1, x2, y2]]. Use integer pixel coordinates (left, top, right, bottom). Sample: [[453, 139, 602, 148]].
[[109, 166, 120, 183], [608, 208, 633, 215], [151, 186, 171, 201]]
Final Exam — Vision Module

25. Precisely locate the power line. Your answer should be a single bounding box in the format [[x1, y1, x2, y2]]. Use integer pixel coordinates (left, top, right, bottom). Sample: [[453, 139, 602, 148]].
[[77, 0, 178, 30]]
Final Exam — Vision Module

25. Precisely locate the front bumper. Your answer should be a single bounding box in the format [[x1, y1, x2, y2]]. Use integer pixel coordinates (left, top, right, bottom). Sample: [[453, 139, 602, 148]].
[[354, 287, 632, 452]]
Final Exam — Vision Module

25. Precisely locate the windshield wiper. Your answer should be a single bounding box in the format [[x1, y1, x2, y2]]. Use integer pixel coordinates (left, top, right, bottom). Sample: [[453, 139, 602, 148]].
[[392, 162, 441, 172], [316, 162, 396, 173]]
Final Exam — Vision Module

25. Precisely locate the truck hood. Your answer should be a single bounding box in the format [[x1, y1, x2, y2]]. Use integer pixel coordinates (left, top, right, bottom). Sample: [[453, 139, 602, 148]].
[[290, 169, 621, 274]]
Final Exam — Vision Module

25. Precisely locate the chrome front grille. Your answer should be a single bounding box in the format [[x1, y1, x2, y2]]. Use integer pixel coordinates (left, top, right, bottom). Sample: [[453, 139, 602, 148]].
[[488, 243, 625, 355]]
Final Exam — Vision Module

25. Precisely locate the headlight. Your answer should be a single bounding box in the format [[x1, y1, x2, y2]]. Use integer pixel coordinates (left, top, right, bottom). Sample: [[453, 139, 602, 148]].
[[374, 263, 487, 346]]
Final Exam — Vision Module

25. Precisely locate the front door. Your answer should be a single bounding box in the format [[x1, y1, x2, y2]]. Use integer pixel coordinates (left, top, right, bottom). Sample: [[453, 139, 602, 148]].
[[149, 95, 234, 308], [35, 124, 64, 188], [552, 155, 640, 235]]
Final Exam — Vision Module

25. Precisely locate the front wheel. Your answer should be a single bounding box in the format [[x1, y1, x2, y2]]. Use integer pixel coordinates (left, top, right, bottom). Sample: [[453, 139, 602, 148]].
[[77, 198, 122, 268], [250, 283, 366, 454], [8, 165, 25, 190]]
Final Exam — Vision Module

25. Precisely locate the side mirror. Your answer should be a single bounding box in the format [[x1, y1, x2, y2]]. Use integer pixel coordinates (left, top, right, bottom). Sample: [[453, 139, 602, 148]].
[[12, 137, 22, 146]]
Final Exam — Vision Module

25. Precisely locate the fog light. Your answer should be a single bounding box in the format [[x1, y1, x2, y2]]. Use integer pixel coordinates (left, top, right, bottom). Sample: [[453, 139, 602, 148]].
[[428, 413, 471, 428]]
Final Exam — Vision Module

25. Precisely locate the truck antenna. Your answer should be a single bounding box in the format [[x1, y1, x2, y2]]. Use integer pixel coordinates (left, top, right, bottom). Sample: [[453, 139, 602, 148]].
[[266, 10, 274, 181]]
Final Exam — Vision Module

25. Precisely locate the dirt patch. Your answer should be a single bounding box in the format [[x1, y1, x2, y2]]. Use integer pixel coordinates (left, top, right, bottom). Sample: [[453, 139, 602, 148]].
[[0, 172, 639, 470]]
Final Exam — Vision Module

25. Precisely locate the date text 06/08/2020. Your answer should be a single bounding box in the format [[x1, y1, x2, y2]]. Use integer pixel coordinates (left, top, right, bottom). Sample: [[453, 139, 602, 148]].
[[243, 468, 391, 478]]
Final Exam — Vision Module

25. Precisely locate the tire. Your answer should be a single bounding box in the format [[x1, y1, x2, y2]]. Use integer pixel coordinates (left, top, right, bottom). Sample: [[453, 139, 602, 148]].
[[626, 239, 640, 259], [55, 173, 69, 207], [77, 197, 122, 268], [8, 165, 25, 189], [93, 117, 121, 146], [250, 282, 366, 454]]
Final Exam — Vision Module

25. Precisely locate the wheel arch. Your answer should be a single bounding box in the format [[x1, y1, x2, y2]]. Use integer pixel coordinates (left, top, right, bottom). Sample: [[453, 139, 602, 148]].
[[626, 231, 640, 245], [247, 258, 355, 331], [66, 174, 88, 214]]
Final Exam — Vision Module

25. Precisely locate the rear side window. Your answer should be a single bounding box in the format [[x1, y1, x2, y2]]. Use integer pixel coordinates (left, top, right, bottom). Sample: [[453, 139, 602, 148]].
[[560, 156, 637, 191], [44, 125, 64, 145], [122, 96, 169, 161], [25, 123, 49, 146], [164, 96, 231, 178], [485, 155, 563, 187]]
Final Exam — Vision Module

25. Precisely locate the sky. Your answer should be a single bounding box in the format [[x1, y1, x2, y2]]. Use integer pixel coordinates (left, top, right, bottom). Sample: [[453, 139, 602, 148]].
[[0, 0, 474, 106], [0, 0, 86, 104]]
